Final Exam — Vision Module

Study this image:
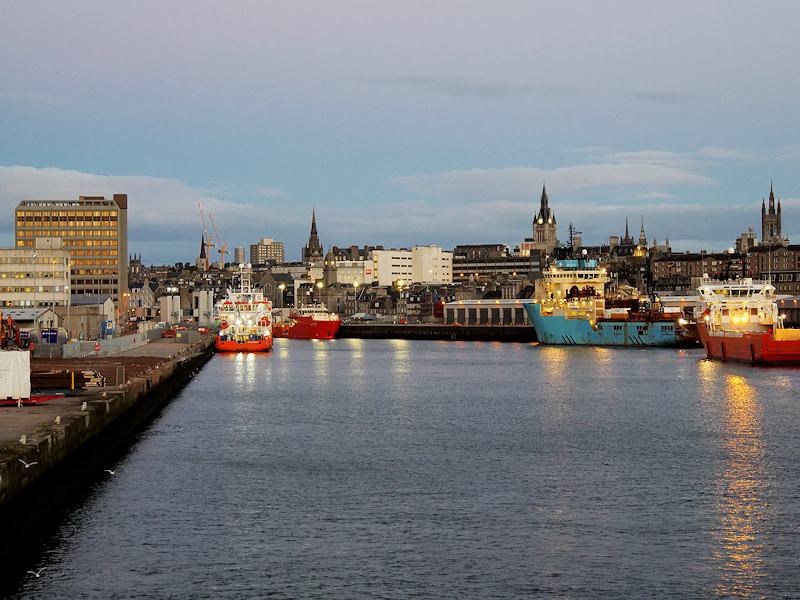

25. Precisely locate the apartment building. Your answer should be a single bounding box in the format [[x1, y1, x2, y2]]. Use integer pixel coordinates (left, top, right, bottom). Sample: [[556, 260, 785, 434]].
[[250, 238, 284, 265]]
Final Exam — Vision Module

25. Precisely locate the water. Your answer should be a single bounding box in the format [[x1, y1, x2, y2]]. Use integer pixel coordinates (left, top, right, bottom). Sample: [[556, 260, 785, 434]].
[[6, 339, 800, 599]]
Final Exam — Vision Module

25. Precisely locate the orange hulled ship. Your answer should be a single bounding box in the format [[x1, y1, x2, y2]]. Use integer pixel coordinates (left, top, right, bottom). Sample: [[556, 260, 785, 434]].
[[274, 304, 341, 340], [696, 277, 800, 364], [215, 264, 273, 352]]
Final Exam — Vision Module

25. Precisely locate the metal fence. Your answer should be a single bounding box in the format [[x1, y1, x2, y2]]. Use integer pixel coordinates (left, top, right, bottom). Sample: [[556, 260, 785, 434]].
[[59, 329, 163, 359]]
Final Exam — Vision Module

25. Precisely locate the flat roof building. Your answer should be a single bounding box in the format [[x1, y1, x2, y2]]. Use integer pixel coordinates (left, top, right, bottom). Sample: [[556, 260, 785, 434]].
[[15, 195, 128, 302]]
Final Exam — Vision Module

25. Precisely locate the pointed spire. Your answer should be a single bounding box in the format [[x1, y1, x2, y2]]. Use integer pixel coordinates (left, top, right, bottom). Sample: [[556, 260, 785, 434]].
[[541, 181, 548, 204], [200, 234, 206, 259], [769, 182, 776, 214], [311, 207, 318, 235], [625, 216, 629, 240]]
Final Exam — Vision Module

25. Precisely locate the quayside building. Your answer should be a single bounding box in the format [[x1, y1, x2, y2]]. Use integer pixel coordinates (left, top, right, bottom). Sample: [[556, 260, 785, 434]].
[[15, 195, 128, 302]]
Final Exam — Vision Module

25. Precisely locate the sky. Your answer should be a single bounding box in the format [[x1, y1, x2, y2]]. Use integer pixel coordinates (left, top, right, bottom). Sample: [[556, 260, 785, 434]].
[[2, 1, 800, 264]]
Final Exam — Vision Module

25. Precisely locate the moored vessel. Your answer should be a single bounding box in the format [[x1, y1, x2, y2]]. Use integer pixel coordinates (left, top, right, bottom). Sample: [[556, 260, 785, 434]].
[[696, 277, 800, 364], [215, 264, 273, 352], [524, 256, 697, 347], [274, 304, 341, 339]]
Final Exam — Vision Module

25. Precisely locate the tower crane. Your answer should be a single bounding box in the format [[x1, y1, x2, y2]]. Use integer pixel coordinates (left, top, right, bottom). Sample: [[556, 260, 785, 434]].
[[208, 212, 229, 268], [198, 204, 216, 271]]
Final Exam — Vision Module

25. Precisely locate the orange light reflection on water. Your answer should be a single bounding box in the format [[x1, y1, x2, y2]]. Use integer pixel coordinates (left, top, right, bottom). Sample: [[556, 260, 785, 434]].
[[713, 373, 771, 597]]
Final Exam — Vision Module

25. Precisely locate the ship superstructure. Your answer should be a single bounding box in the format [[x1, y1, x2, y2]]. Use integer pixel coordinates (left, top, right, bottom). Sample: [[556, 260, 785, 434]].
[[215, 264, 273, 352], [696, 277, 800, 363], [524, 255, 695, 347]]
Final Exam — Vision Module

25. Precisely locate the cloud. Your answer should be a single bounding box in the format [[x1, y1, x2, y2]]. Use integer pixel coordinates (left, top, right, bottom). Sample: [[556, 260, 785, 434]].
[[631, 90, 699, 104], [391, 163, 715, 203], [0, 166, 294, 263], [359, 73, 593, 98], [248, 185, 287, 198], [0, 92, 69, 106]]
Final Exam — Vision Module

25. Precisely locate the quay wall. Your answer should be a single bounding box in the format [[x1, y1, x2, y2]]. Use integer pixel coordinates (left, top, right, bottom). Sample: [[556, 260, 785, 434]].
[[0, 337, 215, 561], [338, 324, 538, 343]]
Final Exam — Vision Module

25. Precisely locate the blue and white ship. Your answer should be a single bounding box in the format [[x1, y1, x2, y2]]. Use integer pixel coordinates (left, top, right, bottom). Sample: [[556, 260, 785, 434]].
[[523, 256, 696, 347]]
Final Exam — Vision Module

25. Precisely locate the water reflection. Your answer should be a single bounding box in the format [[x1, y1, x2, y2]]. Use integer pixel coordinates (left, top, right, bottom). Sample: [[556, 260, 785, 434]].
[[233, 351, 258, 392], [714, 374, 771, 596]]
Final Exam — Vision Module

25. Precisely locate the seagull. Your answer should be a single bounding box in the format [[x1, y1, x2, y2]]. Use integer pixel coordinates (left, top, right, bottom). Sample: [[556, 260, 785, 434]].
[[105, 469, 116, 475], [27, 568, 45, 577], [18, 458, 38, 468]]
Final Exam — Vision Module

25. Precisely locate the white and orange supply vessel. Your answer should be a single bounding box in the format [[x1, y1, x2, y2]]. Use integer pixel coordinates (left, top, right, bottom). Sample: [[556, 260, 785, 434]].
[[273, 304, 341, 339], [696, 276, 800, 364], [215, 264, 273, 352]]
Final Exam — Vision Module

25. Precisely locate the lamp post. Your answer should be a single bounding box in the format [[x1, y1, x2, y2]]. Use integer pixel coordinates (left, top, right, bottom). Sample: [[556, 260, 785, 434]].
[[352, 281, 359, 316], [52, 259, 56, 315], [278, 283, 285, 309], [316, 281, 323, 305], [66, 285, 70, 340], [32, 254, 37, 313]]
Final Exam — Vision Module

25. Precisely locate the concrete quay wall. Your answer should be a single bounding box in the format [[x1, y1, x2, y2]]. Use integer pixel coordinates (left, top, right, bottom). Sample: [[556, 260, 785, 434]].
[[338, 324, 538, 343], [0, 337, 215, 561]]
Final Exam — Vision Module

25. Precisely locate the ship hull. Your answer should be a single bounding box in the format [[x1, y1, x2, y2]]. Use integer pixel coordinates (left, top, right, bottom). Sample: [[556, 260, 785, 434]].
[[697, 322, 800, 364], [525, 303, 696, 347], [215, 335, 273, 352], [273, 316, 341, 339]]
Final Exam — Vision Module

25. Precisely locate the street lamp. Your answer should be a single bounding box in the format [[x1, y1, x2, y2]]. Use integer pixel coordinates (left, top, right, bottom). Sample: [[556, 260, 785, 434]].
[[278, 283, 285, 309], [66, 285, 70, 340], [32, 254, 37, 312], [52, 259, 56, 313], [353, 281, 359, 315]]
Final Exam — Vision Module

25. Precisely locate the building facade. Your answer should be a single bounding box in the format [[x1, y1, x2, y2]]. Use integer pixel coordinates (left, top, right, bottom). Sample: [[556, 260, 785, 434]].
[[0, 238, 70, 309], [411, 245, 452, 284], [15, 195, 128, 301], [250, 238, 285, 265]]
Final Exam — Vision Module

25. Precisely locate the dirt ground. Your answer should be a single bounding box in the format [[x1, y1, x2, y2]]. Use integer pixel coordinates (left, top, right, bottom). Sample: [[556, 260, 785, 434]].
[[30, 356, 168, 387]]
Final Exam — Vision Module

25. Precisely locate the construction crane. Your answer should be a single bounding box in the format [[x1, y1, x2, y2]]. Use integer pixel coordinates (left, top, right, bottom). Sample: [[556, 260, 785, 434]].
[[198, 204, 216, 271], [208, 212, 229, 268]]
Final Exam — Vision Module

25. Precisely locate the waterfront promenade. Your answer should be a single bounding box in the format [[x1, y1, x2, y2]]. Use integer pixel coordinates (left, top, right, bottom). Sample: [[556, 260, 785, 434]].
[[0, 336, 216, 562]]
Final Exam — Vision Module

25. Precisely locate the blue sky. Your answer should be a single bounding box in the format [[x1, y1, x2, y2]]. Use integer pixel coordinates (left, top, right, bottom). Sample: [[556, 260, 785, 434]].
[[2, 1, 799, 264]]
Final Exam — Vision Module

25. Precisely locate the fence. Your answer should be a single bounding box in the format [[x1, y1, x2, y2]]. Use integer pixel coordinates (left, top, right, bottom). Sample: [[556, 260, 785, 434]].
[[59, 329, 163, 359]]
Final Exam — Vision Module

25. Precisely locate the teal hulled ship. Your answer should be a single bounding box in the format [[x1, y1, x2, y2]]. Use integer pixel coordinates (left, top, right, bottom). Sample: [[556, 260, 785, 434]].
[[523, 257, 697, 347]]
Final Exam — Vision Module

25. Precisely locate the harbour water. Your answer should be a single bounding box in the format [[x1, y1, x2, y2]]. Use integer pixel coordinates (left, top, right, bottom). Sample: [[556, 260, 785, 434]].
[[6, 339, 800, 598]]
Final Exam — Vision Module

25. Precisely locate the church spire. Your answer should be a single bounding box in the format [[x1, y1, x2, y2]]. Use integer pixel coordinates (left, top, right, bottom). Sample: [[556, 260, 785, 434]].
[[769, 181, 776, 214], [303, 208, 324, 263], [200, 234, 206, 259]]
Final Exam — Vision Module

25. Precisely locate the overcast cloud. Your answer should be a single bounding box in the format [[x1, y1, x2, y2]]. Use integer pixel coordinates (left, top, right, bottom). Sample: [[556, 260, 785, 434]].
[[2, 1, 799, 263]]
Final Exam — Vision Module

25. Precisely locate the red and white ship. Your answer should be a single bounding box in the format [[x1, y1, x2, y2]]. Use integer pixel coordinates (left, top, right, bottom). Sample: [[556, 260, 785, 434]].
[[696, 277, 800, 364], [274, 304, 341, 340], [215, 264, 273, 352]]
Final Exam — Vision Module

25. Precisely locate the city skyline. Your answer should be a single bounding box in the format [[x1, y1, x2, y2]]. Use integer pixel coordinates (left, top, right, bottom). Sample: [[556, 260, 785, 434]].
[[2, 2, 799, 263]]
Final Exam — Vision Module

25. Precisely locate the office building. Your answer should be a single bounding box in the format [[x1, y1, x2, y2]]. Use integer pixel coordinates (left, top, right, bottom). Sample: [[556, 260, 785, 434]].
[[15, 195, 128, 301]]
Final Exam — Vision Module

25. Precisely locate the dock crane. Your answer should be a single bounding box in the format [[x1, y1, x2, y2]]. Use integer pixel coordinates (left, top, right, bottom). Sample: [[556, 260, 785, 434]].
[[198, 204, 216, 271], [208, 212, 229, 268]]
